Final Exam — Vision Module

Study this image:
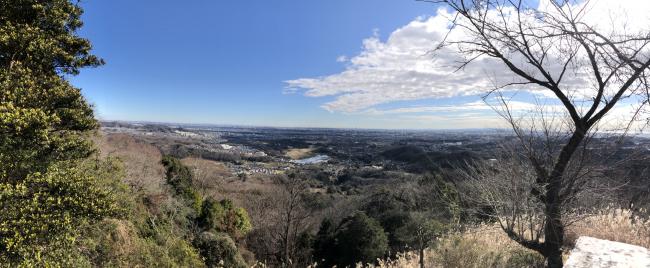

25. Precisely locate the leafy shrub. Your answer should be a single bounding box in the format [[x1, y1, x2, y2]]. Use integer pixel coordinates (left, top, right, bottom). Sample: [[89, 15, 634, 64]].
[[198, 198, 252, 239], [0, 160, 122, 266], [195, 232, 247, 268]]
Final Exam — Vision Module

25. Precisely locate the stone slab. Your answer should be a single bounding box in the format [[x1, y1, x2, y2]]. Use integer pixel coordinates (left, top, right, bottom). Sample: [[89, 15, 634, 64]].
[[565, 236, 650, 268]]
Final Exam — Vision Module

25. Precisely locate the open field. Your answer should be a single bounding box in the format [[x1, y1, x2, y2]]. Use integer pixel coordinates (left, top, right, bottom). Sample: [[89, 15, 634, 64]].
[[284, 147, 315, 160]]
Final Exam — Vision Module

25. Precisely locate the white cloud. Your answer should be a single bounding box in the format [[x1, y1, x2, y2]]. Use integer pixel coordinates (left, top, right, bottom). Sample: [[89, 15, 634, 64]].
[[286, 11, 504, 112], [336, 55, 348, 62], [286, 0, 650, 117], [361, 100, 540, 115]]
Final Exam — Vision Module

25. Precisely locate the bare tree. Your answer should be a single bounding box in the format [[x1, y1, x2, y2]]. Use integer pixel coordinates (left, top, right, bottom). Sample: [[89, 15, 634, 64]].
[[245, 174, 317, 267], [431, 0, 650, 266], [276, 174, 313, 266]]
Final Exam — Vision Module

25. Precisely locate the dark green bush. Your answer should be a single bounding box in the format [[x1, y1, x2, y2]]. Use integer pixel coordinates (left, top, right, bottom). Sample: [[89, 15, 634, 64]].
[[314, 212, 388, 267]]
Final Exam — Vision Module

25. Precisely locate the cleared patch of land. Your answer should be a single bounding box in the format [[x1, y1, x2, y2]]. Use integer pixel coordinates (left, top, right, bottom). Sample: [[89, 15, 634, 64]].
[[284, 147, 314, 160]]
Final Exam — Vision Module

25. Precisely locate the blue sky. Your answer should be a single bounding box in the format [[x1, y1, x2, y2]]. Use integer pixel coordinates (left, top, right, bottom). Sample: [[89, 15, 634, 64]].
[[73, 0, 638, 130], [72, 0, 503, 129], [72, 0, 450, 129]]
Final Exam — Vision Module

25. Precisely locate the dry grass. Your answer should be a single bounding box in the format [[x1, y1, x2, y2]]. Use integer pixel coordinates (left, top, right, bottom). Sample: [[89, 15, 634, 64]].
[[284, 147, 314, 160], [181, 157, 232, 196], [182, 157, 231, 177], [94, 133, 166, 195], [432, 225, 538, 266], [566, 207, 650, 249], [356, 224, 544, 268], [361, 207, 650, 268]]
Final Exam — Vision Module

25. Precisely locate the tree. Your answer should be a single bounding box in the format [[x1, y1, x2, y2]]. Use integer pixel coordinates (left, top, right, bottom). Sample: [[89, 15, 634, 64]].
[[162, 156, 202, 213], [360, 175, 460, 255], [0, 0, 119, 264], [313, 212, 388, 267], [313, 218, 336, 267], [434, 0, 650, 266], [245, 173, 318, 267], [395, 213, 447, 268], [275, 174, 315, 266], [198, 198, 252, 240]]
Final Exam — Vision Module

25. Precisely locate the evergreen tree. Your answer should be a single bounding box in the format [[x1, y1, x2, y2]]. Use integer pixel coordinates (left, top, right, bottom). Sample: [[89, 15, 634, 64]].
[[0, 0, 118, 264]]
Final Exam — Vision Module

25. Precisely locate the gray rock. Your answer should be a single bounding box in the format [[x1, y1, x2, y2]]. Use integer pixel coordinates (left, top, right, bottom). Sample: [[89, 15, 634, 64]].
[[565, 236, 650, 268]]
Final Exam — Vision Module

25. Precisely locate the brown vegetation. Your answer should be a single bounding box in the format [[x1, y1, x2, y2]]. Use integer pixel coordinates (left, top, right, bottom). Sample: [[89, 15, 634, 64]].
[[95, 133, 166, 195], [285, 147, 315, 160], [565, 207, 650, 249], [181, 157, 231, 196]]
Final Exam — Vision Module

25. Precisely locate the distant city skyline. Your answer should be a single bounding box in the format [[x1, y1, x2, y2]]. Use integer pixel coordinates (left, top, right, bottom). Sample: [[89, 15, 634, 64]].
[[72, 0, 647, 129]]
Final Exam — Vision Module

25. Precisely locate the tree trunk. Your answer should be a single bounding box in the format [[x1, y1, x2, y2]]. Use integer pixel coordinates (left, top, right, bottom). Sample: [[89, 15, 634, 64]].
[[419, 247, 425, 268], [542, 128, 586, 267], [283, 212, 292, 266], [543, 198, 564, 268]]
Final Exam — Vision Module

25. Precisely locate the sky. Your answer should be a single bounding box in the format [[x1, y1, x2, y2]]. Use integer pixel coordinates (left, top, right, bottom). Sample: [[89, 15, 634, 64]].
[[71, 0, 650, 130]]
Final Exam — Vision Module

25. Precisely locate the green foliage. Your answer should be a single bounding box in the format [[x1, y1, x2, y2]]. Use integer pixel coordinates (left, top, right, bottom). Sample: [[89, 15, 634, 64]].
[[161, 156, 193, 192], [0, 0, 102, 181], [159, 158, 252, 267], [360, 180, 456, 253], [395, 213, 447, 251], [0, 0, 104, 75], [198, 198, 252, 239], [375, 209, 412, 252], [416, 174, 461, 221], [195, 232, 247, 268], [313, 219, 336, 266], [362, 189, 409, 219], [161, 156, 202, 212], [314, 212, 388, 267], [75, 156, 207, 267], [334, 212, 388, 266], [79, 218, 205, 268], [0, 0, 119, 265], [0, 159, 122, 265]]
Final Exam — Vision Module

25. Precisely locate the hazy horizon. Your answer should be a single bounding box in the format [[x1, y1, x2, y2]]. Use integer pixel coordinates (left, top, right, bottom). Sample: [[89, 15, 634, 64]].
[[100, 118, 519, 131]]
